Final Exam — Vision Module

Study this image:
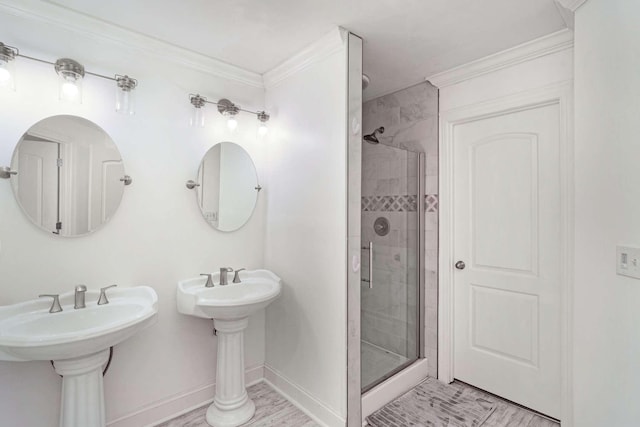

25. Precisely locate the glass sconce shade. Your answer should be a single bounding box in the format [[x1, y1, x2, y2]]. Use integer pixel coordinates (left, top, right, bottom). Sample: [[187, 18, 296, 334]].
[[257, 111, 269, 137], [225, 112, 238, 131], [190, 94, 206, 127], [55, 58, 84, 104], [115, 75, 137, 115], [0, 43, 17, 90]]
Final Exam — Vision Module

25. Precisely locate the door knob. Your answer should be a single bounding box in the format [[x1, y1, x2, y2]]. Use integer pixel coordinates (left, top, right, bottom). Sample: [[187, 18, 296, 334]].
[[455, 260, 466, 270]]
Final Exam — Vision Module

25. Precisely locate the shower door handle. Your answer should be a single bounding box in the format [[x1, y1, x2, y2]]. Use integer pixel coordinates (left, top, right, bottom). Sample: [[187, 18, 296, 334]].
[[368, 242, 373, 289], [362, 242, 373, 289]]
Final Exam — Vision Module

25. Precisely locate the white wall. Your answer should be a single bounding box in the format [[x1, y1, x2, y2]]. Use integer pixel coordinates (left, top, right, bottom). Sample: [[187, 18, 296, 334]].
[[0, 10, 268, 427], [573, 1, 640, 425], [263, 30, 348, 426]]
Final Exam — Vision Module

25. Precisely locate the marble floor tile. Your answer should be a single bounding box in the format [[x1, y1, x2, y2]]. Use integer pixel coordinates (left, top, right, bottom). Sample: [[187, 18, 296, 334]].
[[157, 381, 317, 427], [445, 381, 559, 427], [365, 380, 559, 427]]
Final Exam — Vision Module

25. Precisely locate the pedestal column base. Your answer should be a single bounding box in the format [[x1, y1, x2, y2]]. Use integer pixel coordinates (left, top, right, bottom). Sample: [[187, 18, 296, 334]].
[[206, 317, 255, 427], [53, 349, 110, 427]]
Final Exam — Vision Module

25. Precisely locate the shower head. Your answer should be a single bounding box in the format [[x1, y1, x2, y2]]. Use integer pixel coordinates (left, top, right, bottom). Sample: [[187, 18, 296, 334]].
[[363, 127, 385, 144]]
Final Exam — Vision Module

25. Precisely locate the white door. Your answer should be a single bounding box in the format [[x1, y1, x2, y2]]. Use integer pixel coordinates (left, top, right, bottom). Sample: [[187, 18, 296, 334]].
[[13, 139, 60, 233], [453, 103, 561, 418]]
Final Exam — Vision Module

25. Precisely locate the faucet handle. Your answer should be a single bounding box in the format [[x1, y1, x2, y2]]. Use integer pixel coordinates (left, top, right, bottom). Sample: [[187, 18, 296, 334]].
[[98, 285, 117, 305], [200, 273, 214, 288], [39, 294, 62, 313], [233, 268, 246, 283]]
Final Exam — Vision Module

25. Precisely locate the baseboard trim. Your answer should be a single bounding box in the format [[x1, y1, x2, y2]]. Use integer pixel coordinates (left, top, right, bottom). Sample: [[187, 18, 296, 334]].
[[263, 365, 345, 427], [106, 365, 264, 427], [361, 358, 429, 425]]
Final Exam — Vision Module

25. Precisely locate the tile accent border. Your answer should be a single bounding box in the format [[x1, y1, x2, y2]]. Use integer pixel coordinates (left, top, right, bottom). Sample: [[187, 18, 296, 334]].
[[361, 194, 438, 213]]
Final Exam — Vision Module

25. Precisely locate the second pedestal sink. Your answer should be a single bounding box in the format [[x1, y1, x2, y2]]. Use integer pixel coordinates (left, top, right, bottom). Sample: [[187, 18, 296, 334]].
[[0, 286, 158, 427], [177, 269, 282, 427]]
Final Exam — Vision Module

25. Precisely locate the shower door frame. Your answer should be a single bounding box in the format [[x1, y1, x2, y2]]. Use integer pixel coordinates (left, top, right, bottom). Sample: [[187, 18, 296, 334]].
[[360, 149, 425, 395]]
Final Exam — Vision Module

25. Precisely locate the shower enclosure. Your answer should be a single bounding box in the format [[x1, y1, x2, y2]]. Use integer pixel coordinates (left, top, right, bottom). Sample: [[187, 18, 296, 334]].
[[360, 139, 424, 392]]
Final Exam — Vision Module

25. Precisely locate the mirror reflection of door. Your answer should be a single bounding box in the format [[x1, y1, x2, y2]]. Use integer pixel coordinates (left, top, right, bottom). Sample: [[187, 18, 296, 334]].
[[200, 145, 222, 228], [12, 138, 60, 233]]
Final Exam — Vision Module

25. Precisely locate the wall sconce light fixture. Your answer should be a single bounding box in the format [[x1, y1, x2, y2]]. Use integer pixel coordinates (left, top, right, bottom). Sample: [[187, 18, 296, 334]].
[[55, 58, 84, 103], [1, 41, 138, 113], [189, 94, 270, 135], [189, 94, 206, 127], [257, 111, 270, 136], [0, 42, 17, 90]]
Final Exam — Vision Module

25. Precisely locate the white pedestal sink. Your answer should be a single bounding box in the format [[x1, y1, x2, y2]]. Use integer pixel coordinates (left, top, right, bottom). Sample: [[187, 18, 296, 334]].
[[177, 269, 282, 427], [0, 286, 158, 427]]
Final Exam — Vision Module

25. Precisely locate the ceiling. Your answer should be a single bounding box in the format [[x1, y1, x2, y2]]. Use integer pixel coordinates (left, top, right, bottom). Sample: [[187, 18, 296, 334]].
[[44, 0, 567, 98]]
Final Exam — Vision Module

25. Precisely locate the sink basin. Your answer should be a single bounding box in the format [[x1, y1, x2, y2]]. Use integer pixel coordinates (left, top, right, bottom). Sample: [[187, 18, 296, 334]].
[[177, 269, 281, 320], [0, 286, 158, 427], [0, 286, 157, 361], [177, 269, 281, 427]]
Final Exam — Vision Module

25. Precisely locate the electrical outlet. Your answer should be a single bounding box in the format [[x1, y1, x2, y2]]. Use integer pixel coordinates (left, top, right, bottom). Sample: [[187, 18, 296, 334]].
[[617, 246, 640, 279]]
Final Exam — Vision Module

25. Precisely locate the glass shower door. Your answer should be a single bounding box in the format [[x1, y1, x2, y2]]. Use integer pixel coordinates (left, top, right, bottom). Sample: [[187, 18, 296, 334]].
[[361, 143, 422, 392]]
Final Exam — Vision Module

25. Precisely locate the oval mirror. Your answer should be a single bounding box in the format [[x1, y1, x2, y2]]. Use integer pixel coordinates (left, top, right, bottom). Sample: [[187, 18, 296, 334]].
[[195, 142, 259, 232], [10, 115, 127, 236]]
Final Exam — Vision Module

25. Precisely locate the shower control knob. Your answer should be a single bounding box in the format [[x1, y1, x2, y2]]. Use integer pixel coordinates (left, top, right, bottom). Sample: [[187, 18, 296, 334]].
[[455, 260, 466, 270]]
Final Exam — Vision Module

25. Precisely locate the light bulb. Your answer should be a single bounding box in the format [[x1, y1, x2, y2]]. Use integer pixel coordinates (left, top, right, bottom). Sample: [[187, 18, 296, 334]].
[[62, 81, 78, 99], [0, 67, 10, 83], [227, 116, 238, 131], [258, 123, 268, 136]]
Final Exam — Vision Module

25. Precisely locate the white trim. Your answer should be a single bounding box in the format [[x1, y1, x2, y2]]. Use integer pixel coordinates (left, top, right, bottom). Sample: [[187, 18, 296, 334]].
[[263, 27, 347, 90], [0, 0, 263, 88], [555, 0, 589, 12], [438, 81, 574, 426], [263, 364, 344, 427], [106, 365, 264, 427], [553, 0, 575, 30], [361, 358, 429, 425], [426, 30, 574, 89]]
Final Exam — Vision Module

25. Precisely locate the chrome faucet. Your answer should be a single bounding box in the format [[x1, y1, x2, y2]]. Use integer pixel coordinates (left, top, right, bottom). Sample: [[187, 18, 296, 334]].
[[219, 267, 233, 286], [233, 268, 246, 283], [74, 285, 87, 309]]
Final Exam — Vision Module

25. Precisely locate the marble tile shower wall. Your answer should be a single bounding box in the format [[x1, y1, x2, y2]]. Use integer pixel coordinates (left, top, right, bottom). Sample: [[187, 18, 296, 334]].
[[362, 81, 439, 376]]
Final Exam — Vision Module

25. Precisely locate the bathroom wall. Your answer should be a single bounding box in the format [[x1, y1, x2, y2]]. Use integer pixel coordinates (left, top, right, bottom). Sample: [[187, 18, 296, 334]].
[[361, 82, 439, 376], [0, 8, 269, 427], [573, 1, 640, 425], [263, 29, 348, 426]]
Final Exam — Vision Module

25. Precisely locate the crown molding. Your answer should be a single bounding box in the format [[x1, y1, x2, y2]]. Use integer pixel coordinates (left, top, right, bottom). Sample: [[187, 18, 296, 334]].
[[426, 29, 574, 89], [263, 27, 347, 90], [555, 0, 589, 12], [0, 0, 264, 88]]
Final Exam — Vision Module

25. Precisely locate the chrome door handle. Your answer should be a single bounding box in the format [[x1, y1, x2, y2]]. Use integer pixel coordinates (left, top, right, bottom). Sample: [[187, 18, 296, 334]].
[[368, 241, 373, 289], [455, 260, 466, 270], [361, 242, 374, 289]]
